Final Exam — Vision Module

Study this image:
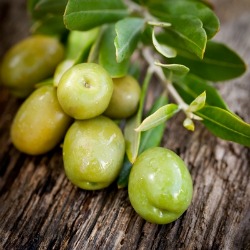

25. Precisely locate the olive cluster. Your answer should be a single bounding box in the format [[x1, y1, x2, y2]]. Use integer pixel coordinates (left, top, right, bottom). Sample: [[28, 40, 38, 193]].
[[0, 35, 193, 224]]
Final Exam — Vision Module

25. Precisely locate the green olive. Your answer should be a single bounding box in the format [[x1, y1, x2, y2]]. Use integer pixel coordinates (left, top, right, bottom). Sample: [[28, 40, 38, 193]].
[[128, 147, 193, 224], [11, 85, 72, 155], [104, 75, 141, 119], [0, 35, 64, 97], [63, 116, 125, 190], [57, 63, 113, 120]]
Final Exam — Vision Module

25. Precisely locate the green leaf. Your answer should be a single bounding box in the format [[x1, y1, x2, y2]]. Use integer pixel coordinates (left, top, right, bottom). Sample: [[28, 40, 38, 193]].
[[169, 41, 247, 81], [173, 73, 228, 109], [152, 28, 177, 58], [99, 25, 129, 78], [66, 28, 99, 63], [156, 15, 207, 59], [30, 15, 67, 37], [33, 0, 67, 17], [124, 69, 152, 163], [115, 17, 145, 63], [117, 93, 168, 189], [117, 155, 132, 189], [197, 106, 250, 147], [155, 62, 189, 76], [28, 0, 67, 37], [27, 0, 40, 14], [188, 91, 206, 112], [139, 93, 168, 153], [147, 0, 219, 39], [124, 115, 141, 164], [136, 104, 180, 132], [64, 0, 129, 31]]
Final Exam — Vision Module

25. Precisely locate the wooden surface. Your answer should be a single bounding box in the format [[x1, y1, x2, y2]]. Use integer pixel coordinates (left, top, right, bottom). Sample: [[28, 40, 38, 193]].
[[0, 1, 249, 249]]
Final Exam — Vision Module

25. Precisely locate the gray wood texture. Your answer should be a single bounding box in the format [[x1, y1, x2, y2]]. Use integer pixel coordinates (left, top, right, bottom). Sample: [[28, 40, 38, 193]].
[[0, 0, 249, 249]]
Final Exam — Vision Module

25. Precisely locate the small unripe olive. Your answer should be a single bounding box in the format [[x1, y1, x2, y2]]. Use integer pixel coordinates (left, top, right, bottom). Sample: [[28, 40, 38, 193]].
[[0, 35, 64, 97], [104, 75, 141, 119], [63, 116, 125, 190], [128, 147, 193, 224], [57, 63, 113, 120], [11, 85, 72, 155]]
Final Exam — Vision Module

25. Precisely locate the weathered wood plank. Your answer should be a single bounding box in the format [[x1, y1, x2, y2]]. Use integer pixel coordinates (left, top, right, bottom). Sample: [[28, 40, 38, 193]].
[[0, 0, 249, 249]]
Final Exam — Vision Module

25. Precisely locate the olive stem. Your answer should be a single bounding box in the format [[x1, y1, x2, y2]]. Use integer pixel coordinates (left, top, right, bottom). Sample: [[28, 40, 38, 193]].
[[142, 47, 189, 110]]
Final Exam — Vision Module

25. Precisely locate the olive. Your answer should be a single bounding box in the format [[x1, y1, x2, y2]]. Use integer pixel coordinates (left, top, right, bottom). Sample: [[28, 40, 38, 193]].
[[128, 147, 193, 224], [0, 35, 64, 97], [104, 75, 141, 119], [63, 116, 125, 190], [11, 85, 72, 155], [57, 63, 113, 120]]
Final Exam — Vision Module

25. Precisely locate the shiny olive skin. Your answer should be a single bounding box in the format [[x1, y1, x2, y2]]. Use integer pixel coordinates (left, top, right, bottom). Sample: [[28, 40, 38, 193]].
[[0, 35, 64, 97], [128, 147, 193, 224], [104, 75, 141, 119], [11, 85, 72, 155], [57, 63, 113, 120], [63, 116, 125, 190]]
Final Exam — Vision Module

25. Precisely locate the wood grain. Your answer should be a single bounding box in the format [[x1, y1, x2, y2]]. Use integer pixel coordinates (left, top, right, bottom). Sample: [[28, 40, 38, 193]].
[[0, 1, 249, 249]]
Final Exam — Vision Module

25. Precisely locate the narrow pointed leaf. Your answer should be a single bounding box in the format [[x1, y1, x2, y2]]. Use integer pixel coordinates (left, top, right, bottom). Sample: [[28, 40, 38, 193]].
[[99, 25, 129, 77], [117, 155, 132, 189], [64, 0, 129, 31], [31, 15, 66, 37], [197, 106, 250, 147], [155, 62, 189, 75], [152, 28, 177, 58], [139, 93, 168, 153], [136, 104, 179, 132], [66, 28, 99, 63], [117, 93, 168, 188], [148, 21, 171, 28], [124, 70, 152, 163], [169, 41, 247, 81], [115, 17, 145, 63], [29, 0, 67, 19], [156, 16, 207, 59], [188, 91, 206, 112], [34, 0, 68, 16], [173, 73, 228, 109], [147, 0, 219, 39]]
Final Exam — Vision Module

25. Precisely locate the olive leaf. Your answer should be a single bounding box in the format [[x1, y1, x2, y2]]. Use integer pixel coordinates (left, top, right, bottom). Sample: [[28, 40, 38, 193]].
[[117, 155, 132, 189], [30, 15, 67, 37], [187, 91, 206, 113], [32, 0, 68, 16], [28, 0, 67, 20], [147, 0, 219, 39], [115, 17, 145, 63], [155, 62, 189, 76], [156, 16, 207, 59], [168, 41, 247, 81], [197, 106, 250, 147], [124, 69, 152, 163], [117, 93, 169, 189], [173, 74, 229, 110], [124, 115, 141, 164], [65, 28, 99, 63], [151, 27, 177, 58], [99, 25, 130, 78], [139, 93, 169, 153], [64, 0, 129, 31], [135, 103, 180, 132]]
